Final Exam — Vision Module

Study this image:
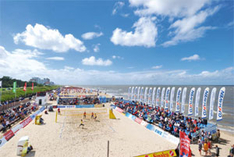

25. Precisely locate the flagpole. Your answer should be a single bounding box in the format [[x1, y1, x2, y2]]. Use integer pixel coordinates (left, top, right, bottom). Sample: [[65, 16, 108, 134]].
[[0, 82, 2, 105]]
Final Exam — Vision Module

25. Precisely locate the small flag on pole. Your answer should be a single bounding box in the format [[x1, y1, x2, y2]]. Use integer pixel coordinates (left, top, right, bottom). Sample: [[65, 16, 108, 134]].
[[23, 82, 27, 91], [31, 83, 34, 90], [13, 82, 17, 93], [0, 81, 2, 88]]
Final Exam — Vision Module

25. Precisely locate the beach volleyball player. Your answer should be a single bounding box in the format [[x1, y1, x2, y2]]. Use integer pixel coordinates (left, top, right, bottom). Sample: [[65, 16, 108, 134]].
[[79, 119, 84, 129], [83, 111, 86, 119]]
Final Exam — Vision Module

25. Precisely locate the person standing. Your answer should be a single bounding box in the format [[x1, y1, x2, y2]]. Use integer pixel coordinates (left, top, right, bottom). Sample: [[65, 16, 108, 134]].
[[198, 138, 202, 156], [230, 144, 234, 157], [215, 145, 220, 157], [204, 141, 208, 156]]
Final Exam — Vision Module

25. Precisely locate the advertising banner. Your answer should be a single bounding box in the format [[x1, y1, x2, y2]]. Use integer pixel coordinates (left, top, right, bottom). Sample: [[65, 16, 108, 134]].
[[181, 87, 187, 114], [202, 87, 210, 119], [169, 87, 175, 111], [209, 88, 217, 120], [188, 87, 195, 116], [3, 130, 14, 141], [175, 87, 182, 112], [0, 137, 7, 148], [128, 87, 131, 100], [148, 87, 152, 105], [152, 87, 156, 106], [135, 117, 142, 124], [144, 87, 148, 104], [195, 87, 201, 117], [217, 87, 225, 121], [180, 131, 191, 157], [161, 87, 165, 108], [156, 87, 161, 107], [135, 149, 177, 157], [165, 87, 170, 110], [140, 87, 144, 103], [137, 87, 141, 102], [131, 87, 135, 101]]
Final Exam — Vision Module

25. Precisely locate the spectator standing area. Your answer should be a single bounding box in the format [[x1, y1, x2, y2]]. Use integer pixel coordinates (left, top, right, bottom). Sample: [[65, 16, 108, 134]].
[[0, 103, 176, 157]]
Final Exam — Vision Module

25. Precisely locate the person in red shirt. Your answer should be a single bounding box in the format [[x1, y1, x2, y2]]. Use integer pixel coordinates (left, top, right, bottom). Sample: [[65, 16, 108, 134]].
[[83, 111, 86, 119], [207, 140, 212, 155]]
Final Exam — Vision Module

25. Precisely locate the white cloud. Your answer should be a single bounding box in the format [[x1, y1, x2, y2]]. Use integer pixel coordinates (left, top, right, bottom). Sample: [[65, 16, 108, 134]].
[[112, 55, 124, 59], [46, 57, 64, 61], [112, 1, 125, 15], [0, 46, 233, 85], [0, 46, 46, 75], [129, 0, 211, 17], [14, 23, 86, 53], [227, 21, 234, 27], [121, 13, 130, 17], [181, 54, 202, 61], [111, 17, 157, 47], [81, 32, 103, 40], [128, 0, 220, 46], [152, 65, 162, 69], [82, 56, 112, 66], [162, 6, 220, 46], [93, 43, 100, 52]]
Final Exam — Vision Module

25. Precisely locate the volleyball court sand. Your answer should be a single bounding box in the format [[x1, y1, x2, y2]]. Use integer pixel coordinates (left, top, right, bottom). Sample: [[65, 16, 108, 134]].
[[0, 106, 176, 157]]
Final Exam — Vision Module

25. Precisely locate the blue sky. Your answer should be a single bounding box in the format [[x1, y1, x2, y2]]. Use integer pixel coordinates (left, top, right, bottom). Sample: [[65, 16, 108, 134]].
[[0, 0, 233, 85]]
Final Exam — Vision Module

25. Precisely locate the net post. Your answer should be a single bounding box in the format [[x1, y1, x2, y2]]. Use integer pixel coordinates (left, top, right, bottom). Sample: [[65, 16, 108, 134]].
[[55, 110, 58, 123], [107, 140, 109, 157]]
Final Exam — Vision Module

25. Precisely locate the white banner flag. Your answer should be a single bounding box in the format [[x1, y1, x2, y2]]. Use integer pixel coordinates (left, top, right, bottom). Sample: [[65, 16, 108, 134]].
[[181, 87, 187, 114], [209, 87, 217, 120], [137, 87, 141, 101], [195, 87, 201, 117], [202, 87, 210, 119], [128, 87, 131, 100], [144, 87, 148, 104], [156, 87, 161, 107], [175, 87, 182, 112], [165, 87, 170, 110], [188, 87, 195, 116], [152, 87, 156, 106], [140, 87, 144, 102], [134, 87, 138, 101], [217, 87, 225, 121], [131, 87, 135, 101], [148, 87, 152, 105], [0, 81, 2, 87], [161, 87, 165, 108], [170, 87, 175, 111]]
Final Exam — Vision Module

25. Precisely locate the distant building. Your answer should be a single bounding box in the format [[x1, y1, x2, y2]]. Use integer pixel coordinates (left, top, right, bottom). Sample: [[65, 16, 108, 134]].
[[29, 77, 55, 85]]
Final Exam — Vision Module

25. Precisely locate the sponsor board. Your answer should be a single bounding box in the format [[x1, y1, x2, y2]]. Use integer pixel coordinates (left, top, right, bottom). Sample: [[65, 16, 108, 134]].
[[141, 120, 148, 127], [20, 117, 32, 128], [146, 124, 155, 131], [11, 124, 22, 134], [155, 128, 164, 136], [0, 137, 7, 148], [115, 107, 124, 113], [135, 117, 142, 124], [135, 149, 177, 157], [3, 130, 14, 141]]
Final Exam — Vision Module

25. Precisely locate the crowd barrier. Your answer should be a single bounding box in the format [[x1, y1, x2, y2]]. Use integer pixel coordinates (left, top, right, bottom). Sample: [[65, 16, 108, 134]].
[[0, 106, 45, 148], [114, 106, 180, 145], [56, 105, 95, 108]]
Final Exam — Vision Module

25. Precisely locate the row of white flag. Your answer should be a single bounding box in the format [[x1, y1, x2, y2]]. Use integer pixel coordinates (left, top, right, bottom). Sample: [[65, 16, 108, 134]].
[[128, 86, 225, 121]]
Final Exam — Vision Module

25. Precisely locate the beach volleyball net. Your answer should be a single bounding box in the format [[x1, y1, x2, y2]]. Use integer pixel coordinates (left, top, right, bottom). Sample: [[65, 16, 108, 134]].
[[55, 108, 109, 123]]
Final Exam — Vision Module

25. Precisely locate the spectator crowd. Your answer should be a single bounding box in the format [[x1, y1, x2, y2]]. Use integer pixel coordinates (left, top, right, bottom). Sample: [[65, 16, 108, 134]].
[[0, 102, 38, 133]]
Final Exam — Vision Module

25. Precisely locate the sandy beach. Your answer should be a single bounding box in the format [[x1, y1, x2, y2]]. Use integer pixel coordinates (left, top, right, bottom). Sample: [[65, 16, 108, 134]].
[[0, 103, 176, 157]]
